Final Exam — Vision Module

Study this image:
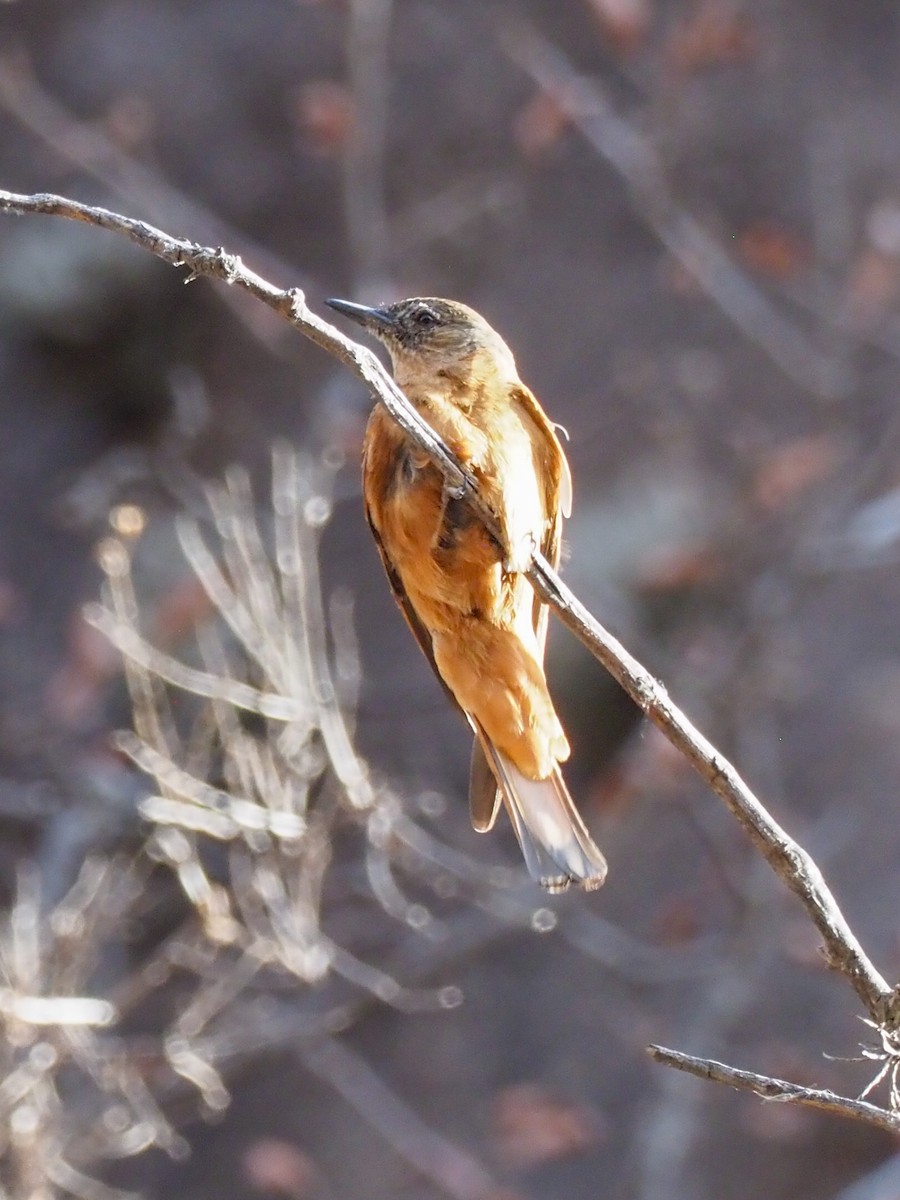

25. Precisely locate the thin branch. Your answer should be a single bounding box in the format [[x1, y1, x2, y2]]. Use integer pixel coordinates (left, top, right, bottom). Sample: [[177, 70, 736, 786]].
[[530, 550, 895, 1022], [2, 190, 470, 491], [0, 51, 312, 296], [0, 188, 895, 1029], [84, 602, 304, 721], [647, 1045, 900, 1136]]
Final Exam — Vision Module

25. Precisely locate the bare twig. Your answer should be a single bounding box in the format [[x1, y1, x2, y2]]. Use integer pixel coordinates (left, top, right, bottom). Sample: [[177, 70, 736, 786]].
[[390, 172, 519, 258], [0, 190, 468, 491], [647, 1045, 900, 1135], [84, 605, 304, 721], [0, 51, 312, 295], [0, 189, 895, 1034], [531, 549, 895, 1024]]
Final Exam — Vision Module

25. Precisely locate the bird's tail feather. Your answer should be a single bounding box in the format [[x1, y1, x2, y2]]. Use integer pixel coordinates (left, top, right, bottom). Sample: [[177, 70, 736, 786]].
[[471, 725, 607, 892], [469, 738, 502, 832]]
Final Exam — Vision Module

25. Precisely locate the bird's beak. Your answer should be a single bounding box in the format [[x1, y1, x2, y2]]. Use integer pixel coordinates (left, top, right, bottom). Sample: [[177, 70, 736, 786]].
[[324, 298, 396, 335]]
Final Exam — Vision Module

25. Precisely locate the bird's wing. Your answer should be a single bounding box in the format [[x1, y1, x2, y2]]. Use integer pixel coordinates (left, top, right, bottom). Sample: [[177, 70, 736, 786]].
[[364, 506, 452, 702], [508, 382, 573, 649], [469, 384, 575, 834], [510, 382, 573, 526], [367, 502, 504, 833]]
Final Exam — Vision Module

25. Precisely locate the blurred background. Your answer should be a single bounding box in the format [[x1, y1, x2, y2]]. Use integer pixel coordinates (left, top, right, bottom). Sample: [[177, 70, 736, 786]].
[[1, 1, 900, 1198]]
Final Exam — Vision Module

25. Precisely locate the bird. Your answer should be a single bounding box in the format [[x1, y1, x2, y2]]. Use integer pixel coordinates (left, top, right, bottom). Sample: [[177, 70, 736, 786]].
[[325, 296, 607, 892]]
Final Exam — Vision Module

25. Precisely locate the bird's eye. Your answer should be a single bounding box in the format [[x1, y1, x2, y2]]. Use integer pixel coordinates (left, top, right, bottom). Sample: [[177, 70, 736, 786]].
[[414, 309, 437, 327]]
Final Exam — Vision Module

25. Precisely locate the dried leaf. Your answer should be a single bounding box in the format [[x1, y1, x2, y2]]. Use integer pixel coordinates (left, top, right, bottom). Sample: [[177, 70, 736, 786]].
[[751, 434, 844, 512], [585, 0, 654, 54], [737, 222, 810, 281], [636, 544, 724, 591], [153, 575, 217, 644], [592, 724, 692, 813], [845, 202, 900, 324], [513, 90, 571, 160], [669, 1, 758, 73], [243, 1138, 317, 1198], [491, 1083, 604, 1169], [291, 81, 355, 157], [845, 247, 900, 323], [45, 608, 120, 726], [103, 93, 156, 152], [655, 894, 703, 945]]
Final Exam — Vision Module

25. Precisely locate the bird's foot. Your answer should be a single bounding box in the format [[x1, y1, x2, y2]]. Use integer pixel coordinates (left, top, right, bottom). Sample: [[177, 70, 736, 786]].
[[504, 531, 537, 575]]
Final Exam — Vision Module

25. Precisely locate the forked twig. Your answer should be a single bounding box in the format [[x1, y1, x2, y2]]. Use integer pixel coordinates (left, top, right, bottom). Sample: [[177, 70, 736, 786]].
[[647, 1045, 900, 1135]]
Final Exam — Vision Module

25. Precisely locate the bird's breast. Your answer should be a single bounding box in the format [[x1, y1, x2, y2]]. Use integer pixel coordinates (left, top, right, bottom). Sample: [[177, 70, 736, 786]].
[[364, 412, 508, 628]]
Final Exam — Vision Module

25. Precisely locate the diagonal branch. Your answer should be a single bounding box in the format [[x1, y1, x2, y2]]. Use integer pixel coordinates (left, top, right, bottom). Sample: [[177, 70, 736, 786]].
[[299, 1036, 500, 1200], [0, 188, 895, 1030], [502, 22, 849, 402], [531, 547, 896, 1023]]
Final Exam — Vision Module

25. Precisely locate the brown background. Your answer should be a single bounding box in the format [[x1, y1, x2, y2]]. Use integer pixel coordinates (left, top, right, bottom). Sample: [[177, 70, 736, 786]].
[[1, 1, 900, 1198]]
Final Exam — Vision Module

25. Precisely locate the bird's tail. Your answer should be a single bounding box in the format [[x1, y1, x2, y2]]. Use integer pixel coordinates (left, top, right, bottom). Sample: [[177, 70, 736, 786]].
[[471, 726, 607, 892]]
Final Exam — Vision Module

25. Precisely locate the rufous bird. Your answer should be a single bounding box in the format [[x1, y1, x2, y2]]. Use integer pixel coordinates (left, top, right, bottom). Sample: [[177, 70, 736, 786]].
[[326, 296, 607, 891]]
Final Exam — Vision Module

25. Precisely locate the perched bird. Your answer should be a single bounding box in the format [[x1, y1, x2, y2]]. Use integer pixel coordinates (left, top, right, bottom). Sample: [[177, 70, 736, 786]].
[[326, 296, 607, 891]]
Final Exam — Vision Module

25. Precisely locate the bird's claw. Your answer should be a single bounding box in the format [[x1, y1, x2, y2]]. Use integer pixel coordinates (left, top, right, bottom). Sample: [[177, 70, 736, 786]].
[[505, 532, 537, 575]]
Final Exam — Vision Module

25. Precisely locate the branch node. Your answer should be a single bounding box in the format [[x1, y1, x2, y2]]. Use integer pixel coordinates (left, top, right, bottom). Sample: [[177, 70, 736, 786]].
[[881, 988, 900, 1029], [443, 479, 470, 503], [286, 287, 308, 321], [211, 246, 242, 283]]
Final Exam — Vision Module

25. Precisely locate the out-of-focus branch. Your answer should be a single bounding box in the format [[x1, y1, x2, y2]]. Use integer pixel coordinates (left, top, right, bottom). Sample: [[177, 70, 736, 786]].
[[0, 51, 311, 295], [342, 0, 394, 294], [0, 188, 897, 1079], [502, 22, 850, 402], [300, 1036, 500, 1200], [647, 1045, 900, 1135]]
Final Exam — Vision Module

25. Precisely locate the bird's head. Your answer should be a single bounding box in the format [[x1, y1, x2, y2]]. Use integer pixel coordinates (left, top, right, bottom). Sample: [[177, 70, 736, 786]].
[[325, 296, 518, 388]]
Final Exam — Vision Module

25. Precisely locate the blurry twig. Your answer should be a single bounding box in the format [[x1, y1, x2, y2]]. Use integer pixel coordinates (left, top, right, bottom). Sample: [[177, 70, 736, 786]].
[[0, 862, 189, 1200], [342, 0, 393, 294], [389, 172, 520, 258], [300, 1036, 500, 1200], [501, 22, 849, 402], [634, 852, 792, 1200], [1, 189, 898, 1128], [0, 51, 311, 297], [0, 440, 491, 1199]]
